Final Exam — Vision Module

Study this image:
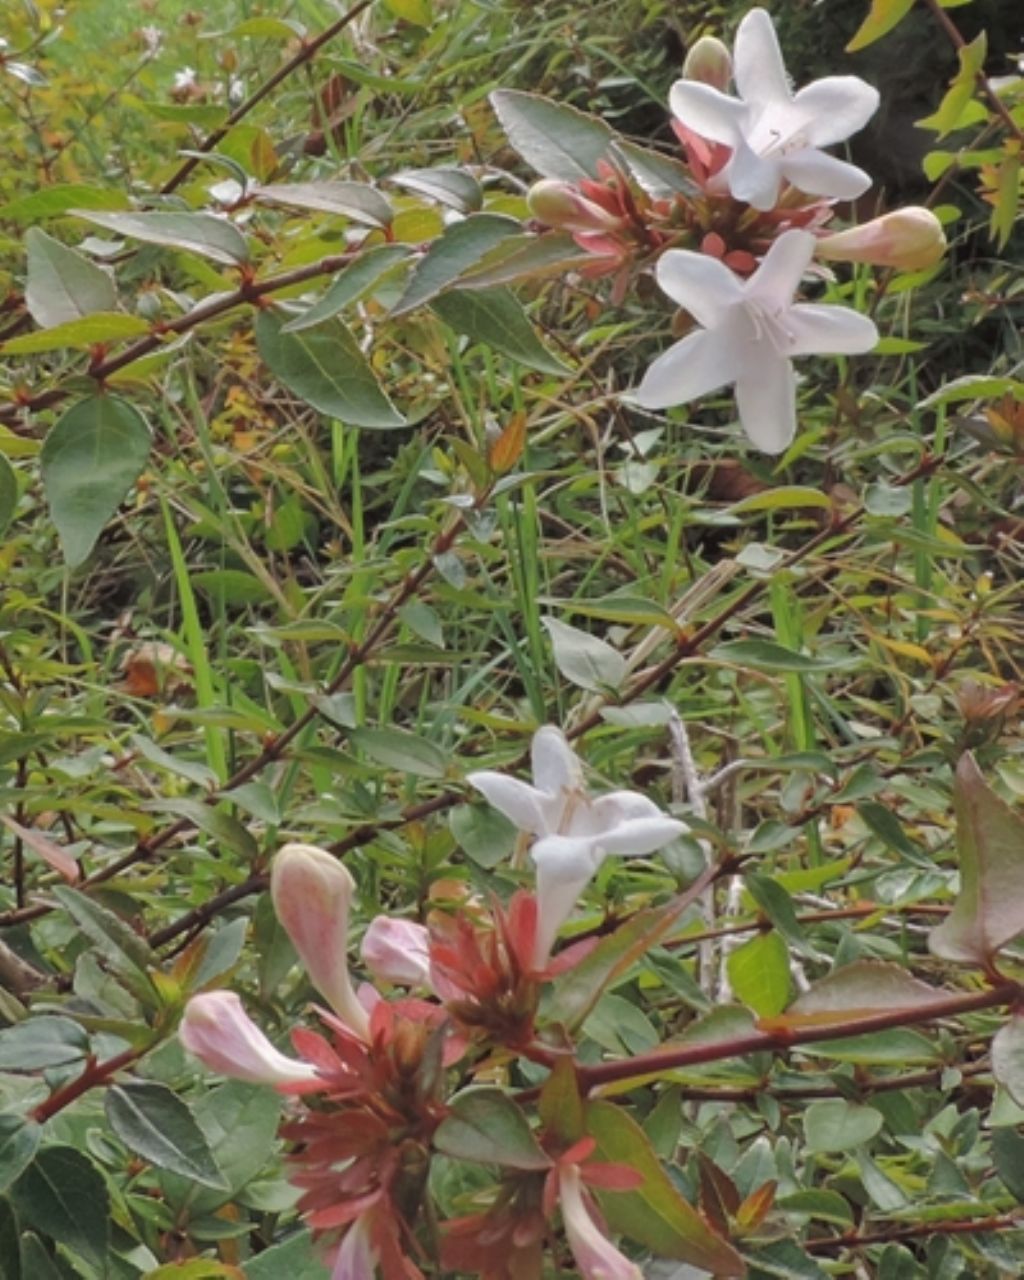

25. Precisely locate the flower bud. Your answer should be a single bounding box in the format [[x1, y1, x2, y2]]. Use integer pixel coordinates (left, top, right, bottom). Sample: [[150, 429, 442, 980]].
[[526, 180, 626, 235], [681, 35, 732, 91], [360, 916, 432, 988], [558, 1166, 642, 1280], [271, 842, 370, 1041], [179, 991, 320, 1088], [816, 208, 946, 272]]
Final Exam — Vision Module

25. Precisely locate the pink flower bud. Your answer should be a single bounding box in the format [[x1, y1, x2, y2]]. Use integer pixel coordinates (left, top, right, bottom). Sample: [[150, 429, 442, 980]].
[[271, 843, 370, 1041], [179, 991, 320, 1088], [360, 916, 432, 988], [816, 208, 946, 272], [331, 1209, 378, 1280], [681, 35, 732, 91], [526, 180, 626, 234], [558, 1166, 642, 1280]]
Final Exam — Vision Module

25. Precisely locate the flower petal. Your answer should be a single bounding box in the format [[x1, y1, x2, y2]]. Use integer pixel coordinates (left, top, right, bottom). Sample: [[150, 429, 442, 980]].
[[654, 249, 744, 326], [780, 148, 873, 202], [559, 1165, 643, 1280], [792, 76, 880, 148], [531, 835, 601, 968], [745, 229, 815, 307], [668, 80, 746, 147], [784, 304, 879, 357], [734, 346, 797, 454], [360, 916, 432, 988], [466, 772, 561, 834], [591, 812, 688, 857], [724, 138, 782, 211], [179, 991, 321, 1089], [732, 8, 792, 113], [531, 725, 582, 795], [332, 1210, 378, 1280], [633, 329, 737, 411]]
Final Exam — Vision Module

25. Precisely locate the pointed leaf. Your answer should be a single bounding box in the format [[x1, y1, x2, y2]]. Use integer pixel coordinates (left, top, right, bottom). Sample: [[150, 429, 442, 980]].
[[432, 288, 569, 375], [490, 90, 616, 181], [283, 244, 410, 332], [106, 1082, 227, 1188], [928, 752, 1024, 965], [766, 960, 952, 1031], [0, 454, 16, 538], [585, 1100, 745, 1274], [0, 816, 80, 883], [24, 229, 117, 328], [2, 313, 149, 354], [0, 1017, 88, 1073], [254, 181, 393, 228], [392, 213, 520, 314], [40, 396, 152, 567], [255, 312, 405, 429], [543, 616, 626, 692], [727, 932, 791, 1018], [803, 1099, 883, 1153], [434, 1088, 552, 1170], [846, 0, 915, 51], [389, 167, 482, 212], [992, 1014, 1024, 1108], [349, 726, 447, 779], [0, 1118, 41, 1193], [73, 210, 249, 265], [10, 1146, 109, 1269]]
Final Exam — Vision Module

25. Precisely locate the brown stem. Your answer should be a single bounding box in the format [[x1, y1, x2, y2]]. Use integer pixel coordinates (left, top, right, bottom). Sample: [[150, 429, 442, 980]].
[[578, 981, 1019, 1092], [31, 1044, 142, 1124], [807, 1212, 1022, 1254], [160, 0, 375, 195]]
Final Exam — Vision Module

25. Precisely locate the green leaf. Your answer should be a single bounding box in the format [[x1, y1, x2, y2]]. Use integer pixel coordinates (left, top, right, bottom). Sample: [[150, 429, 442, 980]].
[[711, 639, 856, 674], [798, 1028, 939, 1065], [73, 210, 249, 265], [51, 886, 155, 998], [919, 374, 1024, 408], [389, 167, 481, 213], [449, 802, 516, 869], [745, 873, 817, 959], [392, 213, 521, 314], [434, 1088, 552, 1170], [490, 90, 616, 181], [283, 244, 410, 332], [17, 1235, 57, 1280], [918, 32, 987, 137], [538, 1057, 585, 1147], [106, 1082, 227, 1188], [254, 181, 393, 228], [10, 1146, 109, 1269], [191, 568, 277, 605], [776, 1188, 854, 1226], [542, 615, 626, 692], [431, 288, 569, 375], [610, 139, 697, 198], [771, 960, 951, 1030], [145, 798, 258, 860], [846, 0, 915, 51], [0, 1197, 19, 1280], [0, 1118, 41, 1193], [585, 1100, 745, 1274], [0, 1017, 88, 1073], [928, 752, 1024, 966], [727, 485, 833, 515], [803, 1099, 883, 1153], [456, 231, 594, 291], [990, 143, 1021, 249], [255, 311, 405, 430], [0, 183, 128, 222], [383, 0, 432, 25], [727, 933, 791, 1018], [992, 1013, 1024, 1108], [24, 229, 117, 328], [2, 312, 149, 353], [40, 395, 151, 568], [244, 1229, 330, 1278], [0, 454, 18, 537], [349, 726, 448, 779], [131, 734, 218, 789]]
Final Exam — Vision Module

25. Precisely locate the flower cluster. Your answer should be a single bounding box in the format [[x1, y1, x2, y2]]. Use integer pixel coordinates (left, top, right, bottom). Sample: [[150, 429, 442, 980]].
[[179, 729, 687, 1279], [524, 7, 947, 454]]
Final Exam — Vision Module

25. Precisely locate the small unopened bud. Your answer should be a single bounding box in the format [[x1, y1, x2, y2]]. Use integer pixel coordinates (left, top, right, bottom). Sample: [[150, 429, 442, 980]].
[[682, 35, 732, 91], [816, 208, 946, 272], [179, 991, 320, 1088], [956, 679, 1019, 726], [526, 180, 626, 235], [361, 916, 432, 988]]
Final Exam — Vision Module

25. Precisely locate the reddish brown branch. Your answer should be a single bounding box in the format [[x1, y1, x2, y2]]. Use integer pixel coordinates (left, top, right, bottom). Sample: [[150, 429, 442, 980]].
[[807, 1212, 1022, 1254], [31, 1045, 142, 1124]]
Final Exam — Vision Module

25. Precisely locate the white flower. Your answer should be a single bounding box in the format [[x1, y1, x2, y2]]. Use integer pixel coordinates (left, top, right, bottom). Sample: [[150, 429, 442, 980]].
[[669, 7, 879, 211], [179, 991, 321, 1089], [466, 727, 686, 968], [633, 229, 878, 454]]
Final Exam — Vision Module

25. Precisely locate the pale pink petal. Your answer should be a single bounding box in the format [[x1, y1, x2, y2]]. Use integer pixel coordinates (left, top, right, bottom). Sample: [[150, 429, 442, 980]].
[[633, 329, 737, 410], [559, 1166, 642, 1280], [332, 1210, 378, 1280], [745, 229, 816, 308], [791, 77, 880, 148], [784, 304, 879, 357], [179, 991, 320, 1088], [668, 80, 746, 147], [360, 916, 432, 987], [465, 771, 561, 834], [734, 347, 797, 454], [732, 7, 791, 113], [531, 725, 582, 795], [654, 249, 744, 326], [780, 148, 873, 202]]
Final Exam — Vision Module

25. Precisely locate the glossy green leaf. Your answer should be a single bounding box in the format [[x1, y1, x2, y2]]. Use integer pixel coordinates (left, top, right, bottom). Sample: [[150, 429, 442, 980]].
[[0, 1198, 19, 1280], [0, 183, 128, 222], [0, 1017, 88, 1073], [846, 0, 915, 51], [51, 886, 155, 996], [542, 615, 626, 692], [106, 1082, 226, 1188], [432, 287, 569, 375], [283, 244, 410, 332], [255, 312, 405, 429], [803, 1099, 883, 1153], [389, 166, 481, 212], [771, 960, 950, 1030], [349, 726, 447, 779], [434, 1087, 552, 1170], [585, 1100, 745, 1273], [24, 229, 117, 328], [392, 213, 520, 313], [711, 639, 856, 674], [992, 1013, 1024, 1108], [490, 90, 615, 181], [383, 0, 432, 24], [10, 1145, 109, 1269], [449, 802, 516, 869], [40, 395, 151, 567], [73, 210, 249, 265], [929, 752, 1024, 966], [0, 455, 17, 537], [918, 33, 987, 137], [3, 312, 148, 354], [456, 231, 594, 290], [244, 1229, 330, 1278], [254, 181, 392, 228], [0, 1119, 41, 1193], [727, 933, 791, 1018]]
